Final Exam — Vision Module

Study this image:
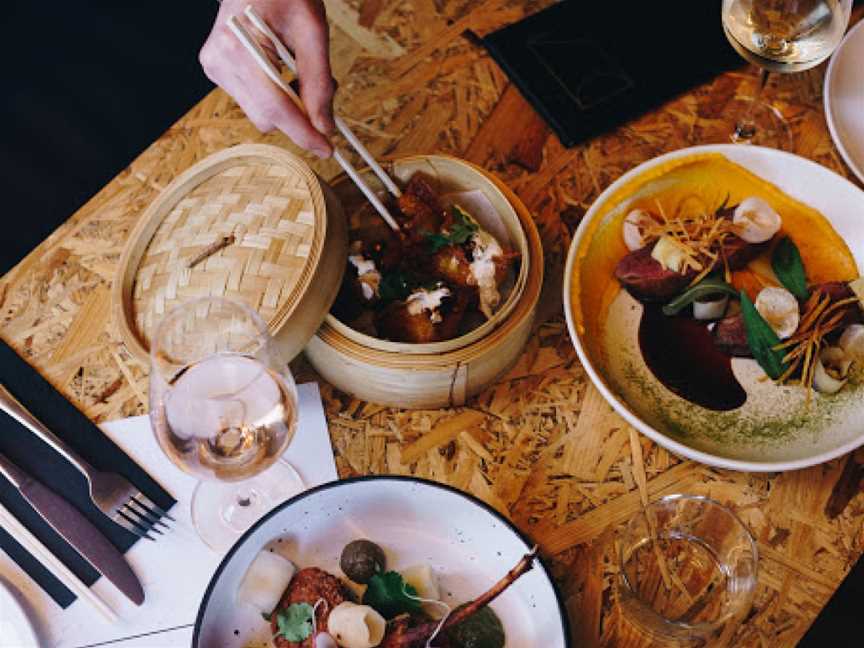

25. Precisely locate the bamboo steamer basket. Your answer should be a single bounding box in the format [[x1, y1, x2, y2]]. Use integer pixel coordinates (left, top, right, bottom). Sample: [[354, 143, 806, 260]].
[[112, 144, 347, 366], [305, 155, 543, 409]]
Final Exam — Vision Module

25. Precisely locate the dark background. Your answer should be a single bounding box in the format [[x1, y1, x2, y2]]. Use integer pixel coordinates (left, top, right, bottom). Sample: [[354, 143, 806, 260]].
[[0, 0, 861, 643]]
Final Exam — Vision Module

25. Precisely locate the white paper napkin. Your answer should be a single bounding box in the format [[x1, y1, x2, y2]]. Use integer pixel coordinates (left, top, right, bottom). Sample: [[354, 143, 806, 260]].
[[0, 382, 336, 648]]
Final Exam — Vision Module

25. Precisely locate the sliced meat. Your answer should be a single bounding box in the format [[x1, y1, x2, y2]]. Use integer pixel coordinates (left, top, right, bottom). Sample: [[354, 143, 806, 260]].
[[272, 568, 351, 648], [724, 237, 769, 270], [614, 246, 695, 301], [811, 281, 863, 328], [713, 313, 751, 357], [614, 236, 768, 302]]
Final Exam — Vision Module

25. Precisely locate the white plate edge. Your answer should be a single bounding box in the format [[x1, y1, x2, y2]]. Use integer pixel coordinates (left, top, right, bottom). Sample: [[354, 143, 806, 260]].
[[562, 143, 864, 473]]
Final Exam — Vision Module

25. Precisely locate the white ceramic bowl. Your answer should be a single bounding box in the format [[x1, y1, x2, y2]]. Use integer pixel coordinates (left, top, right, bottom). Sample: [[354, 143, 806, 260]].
[[564, 144, 864, 472], [193, 477, 570, 647]]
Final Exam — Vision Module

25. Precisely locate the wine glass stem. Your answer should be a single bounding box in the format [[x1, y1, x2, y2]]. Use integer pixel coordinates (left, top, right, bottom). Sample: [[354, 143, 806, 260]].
[[734, 68, 771, 142], [221, 486, 264, 532]]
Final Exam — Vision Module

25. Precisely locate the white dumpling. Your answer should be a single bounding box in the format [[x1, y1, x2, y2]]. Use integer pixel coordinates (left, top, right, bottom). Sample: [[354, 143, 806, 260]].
[[236, 550, 295, 613], [401, 565, 445, 619], [327, 602, 386, 648]]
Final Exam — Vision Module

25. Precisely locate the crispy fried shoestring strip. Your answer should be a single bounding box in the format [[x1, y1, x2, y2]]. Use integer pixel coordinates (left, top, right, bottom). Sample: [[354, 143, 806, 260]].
[[771, 294, 858, 405], [638, 198, 742, 279]]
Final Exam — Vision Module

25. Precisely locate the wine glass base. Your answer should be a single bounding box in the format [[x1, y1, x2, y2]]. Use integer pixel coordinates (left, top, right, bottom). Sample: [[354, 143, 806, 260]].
[[726, 96, 793, 150], [191, 460, 304, 552]]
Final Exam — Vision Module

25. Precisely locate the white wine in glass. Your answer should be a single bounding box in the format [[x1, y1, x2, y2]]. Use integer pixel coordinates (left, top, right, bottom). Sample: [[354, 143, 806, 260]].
[[150, 297, 303, 551], [720, 0, 852, 146]]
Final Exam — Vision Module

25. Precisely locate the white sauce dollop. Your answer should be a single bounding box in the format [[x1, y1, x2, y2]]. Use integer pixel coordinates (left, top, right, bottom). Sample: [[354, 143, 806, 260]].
[[348, 250, 381, 302], [406, 286, 451, 324], [468, 230, 504, 319]]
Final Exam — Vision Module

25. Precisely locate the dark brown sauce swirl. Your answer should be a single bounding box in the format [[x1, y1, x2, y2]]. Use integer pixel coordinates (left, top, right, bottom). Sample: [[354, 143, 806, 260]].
[[638, 305, 746, 411]]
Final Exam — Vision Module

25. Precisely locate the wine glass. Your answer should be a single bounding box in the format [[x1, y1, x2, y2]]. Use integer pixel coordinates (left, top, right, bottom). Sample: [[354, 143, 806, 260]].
[[149, 297, 304, 551], [721, 0, 853, 148]]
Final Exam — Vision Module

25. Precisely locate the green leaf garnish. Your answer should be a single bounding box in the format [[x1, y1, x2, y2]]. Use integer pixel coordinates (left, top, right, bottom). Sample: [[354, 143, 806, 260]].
[[425, 232, 452, 253], [772, 237, 809, 301], [662, 276, 739, 316], [424, 205, 479, 252], [273, 603, 314, 642], [362, 571, 422, 619], [740, 290, 789, 380], [378, 271, 417, 303]]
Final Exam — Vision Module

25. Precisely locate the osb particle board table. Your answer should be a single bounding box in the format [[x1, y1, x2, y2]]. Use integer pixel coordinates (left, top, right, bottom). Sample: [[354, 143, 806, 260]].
[[2, 2, 864, 645]]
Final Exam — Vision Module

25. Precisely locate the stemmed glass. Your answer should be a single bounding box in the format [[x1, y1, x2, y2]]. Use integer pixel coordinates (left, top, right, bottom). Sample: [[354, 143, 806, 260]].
[[149, 297, 304, 551], [721, 0, 853, 148]]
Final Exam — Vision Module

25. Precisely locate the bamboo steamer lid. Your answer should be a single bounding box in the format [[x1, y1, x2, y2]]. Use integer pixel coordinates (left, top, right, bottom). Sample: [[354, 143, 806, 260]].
[[113, 144, 347, 365]]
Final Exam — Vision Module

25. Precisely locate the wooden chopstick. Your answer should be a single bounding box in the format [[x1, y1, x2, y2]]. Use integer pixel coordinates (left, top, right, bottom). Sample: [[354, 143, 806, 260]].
[[243, 6, 403, 200], [227, 15, 402, 233], [0, 501, 118, 622]]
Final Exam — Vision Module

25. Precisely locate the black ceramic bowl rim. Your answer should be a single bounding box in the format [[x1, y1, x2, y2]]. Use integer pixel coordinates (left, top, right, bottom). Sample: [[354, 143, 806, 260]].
[[192, 474, 572, 646]]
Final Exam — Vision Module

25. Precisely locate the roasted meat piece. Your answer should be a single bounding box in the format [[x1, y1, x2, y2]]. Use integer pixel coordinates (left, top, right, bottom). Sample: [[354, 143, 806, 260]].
[[376, 287, 471, 343], [430, 245, 473, 287], [398, 174, 445, 240], [271, 567, 351, 648], [615, 246, 695, 301], [811, 281, 863, 328], [615, 237, 768, 302], [713, 313, 751, 357]]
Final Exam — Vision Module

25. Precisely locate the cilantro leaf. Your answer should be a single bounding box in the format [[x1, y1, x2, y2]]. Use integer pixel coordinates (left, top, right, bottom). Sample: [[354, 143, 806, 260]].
[[274, 603, 314, 642], [362, 571, 422, 619], [378, 271, 417, 303], [424, 206, 479, 252], [425, 232, 452, 253]]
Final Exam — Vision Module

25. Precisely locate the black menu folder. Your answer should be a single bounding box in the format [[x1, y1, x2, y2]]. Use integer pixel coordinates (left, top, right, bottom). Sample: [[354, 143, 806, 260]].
[[0, 339, 175, 607], [481, 0, 744, 147]]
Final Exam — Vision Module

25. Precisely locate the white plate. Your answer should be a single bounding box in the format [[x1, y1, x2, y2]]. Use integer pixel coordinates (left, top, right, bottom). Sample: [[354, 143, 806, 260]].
[[193, 477, 569, 647], [0, 579, 39, 648], [564, 144, 864, 473], [825, 19, 864, 184]]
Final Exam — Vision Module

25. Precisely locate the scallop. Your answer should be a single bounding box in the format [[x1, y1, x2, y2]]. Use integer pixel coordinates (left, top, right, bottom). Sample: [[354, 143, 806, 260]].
[[733, 197, 782, 243], [755, 287, 799, 339]]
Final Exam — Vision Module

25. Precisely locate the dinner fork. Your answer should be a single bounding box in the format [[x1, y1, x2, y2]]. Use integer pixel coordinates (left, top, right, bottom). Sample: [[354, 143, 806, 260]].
[[0, 383, 173, 541]]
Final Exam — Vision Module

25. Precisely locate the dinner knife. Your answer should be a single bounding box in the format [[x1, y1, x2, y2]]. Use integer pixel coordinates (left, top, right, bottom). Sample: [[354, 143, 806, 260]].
[[0, 452, 145, 606]]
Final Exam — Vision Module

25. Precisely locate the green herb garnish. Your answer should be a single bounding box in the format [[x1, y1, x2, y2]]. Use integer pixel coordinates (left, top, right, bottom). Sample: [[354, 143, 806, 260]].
[[273, 603, 314, 642], [378, 271, 417, 303], [772, 236, 809, 301], [425, 205, 479, 252], [662, 276, 739, 316], [362, 571, 422, 619], [740, 290, 789, 380]]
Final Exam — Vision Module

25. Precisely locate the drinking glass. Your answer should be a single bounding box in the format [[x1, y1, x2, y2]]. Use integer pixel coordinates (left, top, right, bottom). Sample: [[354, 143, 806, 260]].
[[721, 0, 853, 148], [617, 494, 758, 646], [149, 297, 304, 551]]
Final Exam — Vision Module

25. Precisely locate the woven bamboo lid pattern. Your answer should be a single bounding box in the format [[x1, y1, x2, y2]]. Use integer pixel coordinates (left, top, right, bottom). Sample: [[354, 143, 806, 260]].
[[116, 145, 329, 360]]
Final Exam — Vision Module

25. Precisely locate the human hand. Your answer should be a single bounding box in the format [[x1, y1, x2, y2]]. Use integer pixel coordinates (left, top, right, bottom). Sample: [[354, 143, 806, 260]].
[[200, 0, 336, 157]]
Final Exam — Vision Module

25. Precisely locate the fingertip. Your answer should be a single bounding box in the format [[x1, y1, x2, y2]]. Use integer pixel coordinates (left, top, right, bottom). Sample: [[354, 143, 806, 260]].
[[312, 111, 336, 136], [313, 141, 334, 159]]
